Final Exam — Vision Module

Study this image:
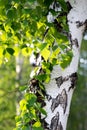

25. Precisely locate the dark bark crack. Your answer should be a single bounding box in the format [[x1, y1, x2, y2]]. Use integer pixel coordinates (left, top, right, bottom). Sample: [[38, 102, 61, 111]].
[[66, 1, 72, 12], [76, 19, 87, 28], [68, 72, 78, 91], [52, 72, 78, 113], [69, 33, 79, 48], [51, 89, 67, 114], [50, 112, 63, 130], [55, 76, 63, 87]]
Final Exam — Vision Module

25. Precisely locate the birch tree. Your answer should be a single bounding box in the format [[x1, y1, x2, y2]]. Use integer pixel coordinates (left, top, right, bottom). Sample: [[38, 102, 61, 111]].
[[42, 0, 87, 130], [0, 0, 87, 130]]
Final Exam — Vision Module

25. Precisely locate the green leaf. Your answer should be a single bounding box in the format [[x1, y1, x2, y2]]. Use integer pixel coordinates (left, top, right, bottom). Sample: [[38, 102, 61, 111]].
[[6, 48, 15, 55], [35, 103, 47, 116], [58, 0, 68, 12], [41, 48, 50, 61], [52, 45, 58, 51], [42, 62, 53, 71], [60, 59, 69, 68], [33, 121, 41, 127], [60, 52, 73, 68], [22, 125, 30, 130], [11, 22, 21, 31], [39, 83, 45, 90], [15, 116, 22, 122], [25, 93, 37, 107], [35, 74, 48, 82], [44, 0, 54, 8], [19, 86, 27, 91], [38, 43, 47, 51], [39, 108, 47, 116], [7, 8, 18, 20], [33, 127, 43, 130], [19, 99, 27, 110]]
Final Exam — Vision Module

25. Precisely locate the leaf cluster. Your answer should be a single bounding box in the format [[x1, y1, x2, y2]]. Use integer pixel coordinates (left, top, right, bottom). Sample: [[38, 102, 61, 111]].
[[0, 0, 73, 129], [14, 92, 46, 130]]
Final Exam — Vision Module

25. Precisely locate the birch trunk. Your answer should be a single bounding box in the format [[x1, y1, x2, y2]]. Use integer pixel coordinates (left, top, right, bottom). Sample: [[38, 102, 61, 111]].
[[42, 0, 87, 130], [16, 54, 23, 115]]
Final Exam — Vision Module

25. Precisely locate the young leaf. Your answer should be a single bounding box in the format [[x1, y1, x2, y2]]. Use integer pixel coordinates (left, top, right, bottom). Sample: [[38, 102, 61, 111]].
[[33, 121, 41, 127], [38, 43, 47, 51], [41, 48, 50, 61], [25, 93, 37, 107]]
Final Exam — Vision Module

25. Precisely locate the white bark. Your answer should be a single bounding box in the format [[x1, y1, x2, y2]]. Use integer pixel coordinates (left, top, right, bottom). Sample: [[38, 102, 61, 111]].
[[16, 54, 23, 115], [43, 0, 87, 130]]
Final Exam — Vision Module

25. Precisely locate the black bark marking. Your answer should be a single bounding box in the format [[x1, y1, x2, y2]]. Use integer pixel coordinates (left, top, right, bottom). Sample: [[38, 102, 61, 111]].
[[55, 76, 69, 88], [46, 94, 52, 101], [50, 112, 63, 130], [76, 21, 84, 27], [55, 76, 63, 87], [76, 20, 87, 34], [53, 19, 63, 32], [84, 19, 87, 31], [52, 0, 60, 11], [72, 38, 79, 48], [68, 72, 78, 91], [66, 1, 72, 12], [55, 72, 78, 92], [76, 19, 87, 28], [51, 89, 67, 114], [41, 119, 49, 129], [69, 33, 79, 48], [29, 78, 39, 93], [30, 78, 38, 87], [50, 112, 59, 130], [51, 95, 60, 112], [59, 89, 67, 114], [58, 122, 63, 130], [30, 53, 41, 67], [42, 27, 49, 41]]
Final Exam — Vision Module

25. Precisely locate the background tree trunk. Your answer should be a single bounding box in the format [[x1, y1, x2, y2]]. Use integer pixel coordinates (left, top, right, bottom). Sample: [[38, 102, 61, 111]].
[[42, 0, 87, 130], [16, 54, 23, 115]]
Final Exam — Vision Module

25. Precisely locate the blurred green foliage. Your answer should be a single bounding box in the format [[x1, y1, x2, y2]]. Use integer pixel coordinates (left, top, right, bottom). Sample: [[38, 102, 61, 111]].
[[0, 55, 31, 130], [67, 39, 87, 130], [0, 57, 16, 130]]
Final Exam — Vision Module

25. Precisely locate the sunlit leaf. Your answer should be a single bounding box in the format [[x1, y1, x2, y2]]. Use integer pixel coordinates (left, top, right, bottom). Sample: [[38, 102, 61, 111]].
[[0, 32, 7, 41], [20, 99, 27, 110], [38, 43, 47, 51], [22, 48, 32, 57], [33, 121, 41, 127], [13, 46, 20, 56], [41, 48, 50, 61], [25, 93, 37, 107]]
